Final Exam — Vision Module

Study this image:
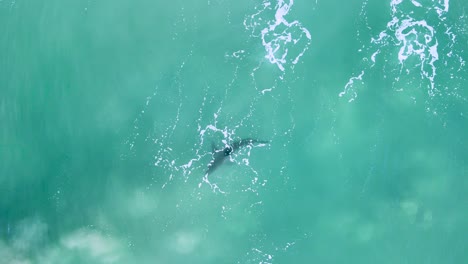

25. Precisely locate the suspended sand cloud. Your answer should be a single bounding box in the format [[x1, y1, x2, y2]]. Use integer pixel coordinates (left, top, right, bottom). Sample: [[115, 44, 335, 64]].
[[61, 229, 123, 263], [11, 218, 48, 253], [42, 229, 127, 263], [170, 230, 201, 254], [0, 219, 127, 264], [0, 218, 48, 263], [0, 241, 31, 264], [124, 188, 160, 218]]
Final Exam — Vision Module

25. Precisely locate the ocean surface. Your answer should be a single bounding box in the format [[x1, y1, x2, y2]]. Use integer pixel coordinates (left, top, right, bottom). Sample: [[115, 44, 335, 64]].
[[1, 0, 467, 263]]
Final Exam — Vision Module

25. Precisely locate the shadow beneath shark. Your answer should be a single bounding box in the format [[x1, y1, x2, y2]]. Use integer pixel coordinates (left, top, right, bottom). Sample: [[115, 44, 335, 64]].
[[205, 138, 269, 175]]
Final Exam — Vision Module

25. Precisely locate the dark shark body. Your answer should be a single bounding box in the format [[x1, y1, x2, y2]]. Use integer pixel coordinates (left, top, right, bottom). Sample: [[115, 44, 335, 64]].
[[205, 138, 269, 175]]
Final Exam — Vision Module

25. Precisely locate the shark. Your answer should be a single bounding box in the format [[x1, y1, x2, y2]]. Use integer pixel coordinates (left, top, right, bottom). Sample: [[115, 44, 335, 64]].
[[205, 138, 269, 175]]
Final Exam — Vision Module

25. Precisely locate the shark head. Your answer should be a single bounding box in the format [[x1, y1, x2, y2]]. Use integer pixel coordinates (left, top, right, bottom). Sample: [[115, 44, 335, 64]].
[[205, 138, 269, 175]]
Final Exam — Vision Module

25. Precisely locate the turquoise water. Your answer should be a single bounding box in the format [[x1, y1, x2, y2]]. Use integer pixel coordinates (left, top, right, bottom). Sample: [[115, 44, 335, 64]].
[[1, 0, 467, 263]]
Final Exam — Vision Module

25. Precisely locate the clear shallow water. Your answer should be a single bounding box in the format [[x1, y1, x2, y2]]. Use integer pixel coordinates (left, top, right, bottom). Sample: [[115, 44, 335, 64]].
[[1, 0, 467, 263]]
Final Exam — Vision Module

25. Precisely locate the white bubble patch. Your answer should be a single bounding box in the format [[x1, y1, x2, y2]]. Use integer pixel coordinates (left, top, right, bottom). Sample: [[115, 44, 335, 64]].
[[340, 0, 466, 113], [244, 0, 312, 72]]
